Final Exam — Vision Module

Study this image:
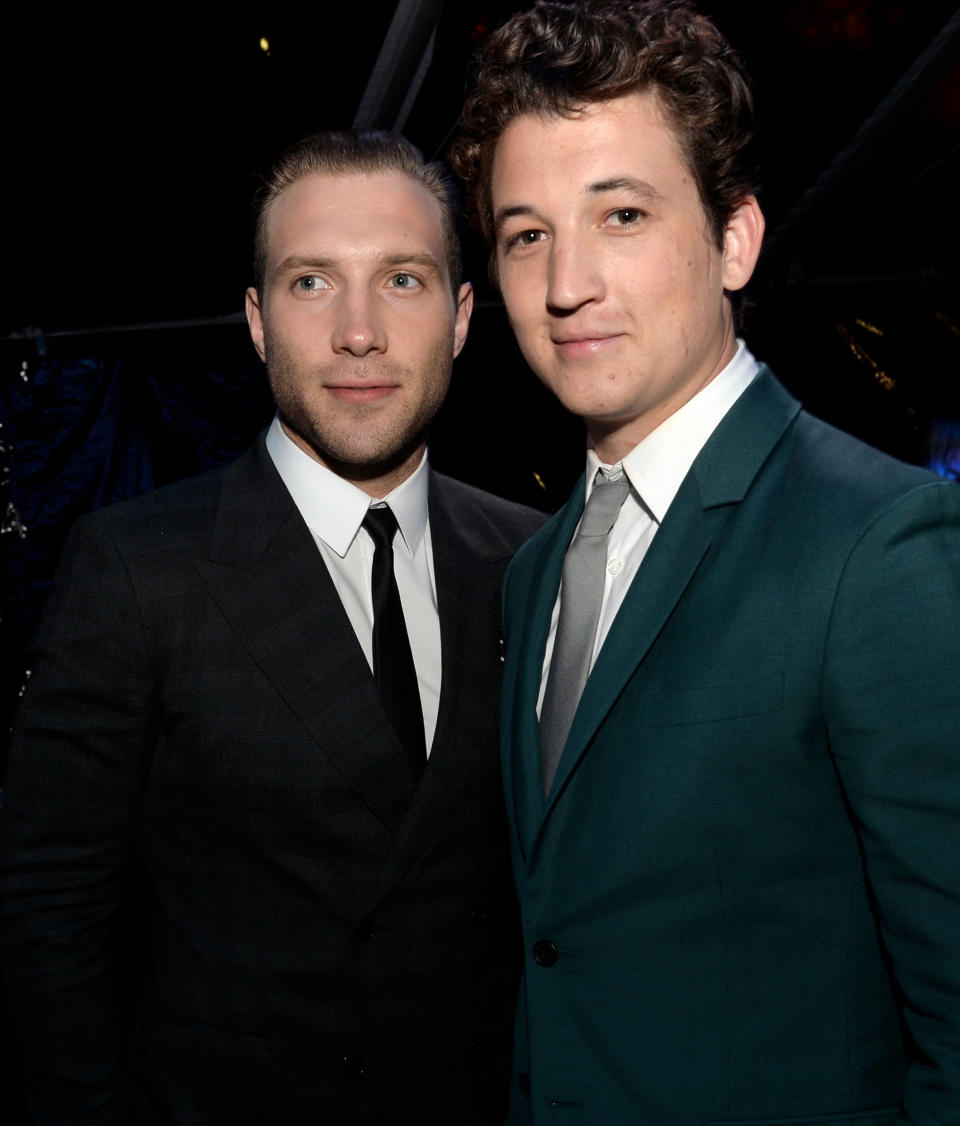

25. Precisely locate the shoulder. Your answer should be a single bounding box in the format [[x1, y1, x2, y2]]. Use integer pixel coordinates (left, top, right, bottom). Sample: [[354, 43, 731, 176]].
[[701, 366, 941, 524], [791, 409, 934, 494], [48, 441, 287, 604], [70, 441, 266, 552], [719, 365, 946, 526], [83, 464, 226, 531], [429, 470, 548, 556], [776, 409, 956, 534], [715, 394, 960, 603]]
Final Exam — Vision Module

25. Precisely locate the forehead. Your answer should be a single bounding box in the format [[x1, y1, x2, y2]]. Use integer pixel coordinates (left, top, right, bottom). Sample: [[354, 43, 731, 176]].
[[262, 169, 447, 268], [490, 91, 694, 210]]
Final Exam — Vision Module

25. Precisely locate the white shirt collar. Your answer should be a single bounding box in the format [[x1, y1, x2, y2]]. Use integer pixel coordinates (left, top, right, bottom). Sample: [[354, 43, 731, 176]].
[[587, 340, 759, 523], [265, 416, 430, 559]]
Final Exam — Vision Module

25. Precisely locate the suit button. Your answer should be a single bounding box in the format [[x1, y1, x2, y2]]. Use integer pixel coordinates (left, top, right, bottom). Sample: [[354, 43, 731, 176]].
[[354, 919, 376, 942], [532, 939, 559, 967], [341, 1054, 366, 1080]]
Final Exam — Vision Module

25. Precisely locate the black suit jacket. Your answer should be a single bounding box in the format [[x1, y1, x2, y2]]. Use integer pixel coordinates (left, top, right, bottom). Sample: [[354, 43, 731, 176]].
[[0, 438, 545, 1126]]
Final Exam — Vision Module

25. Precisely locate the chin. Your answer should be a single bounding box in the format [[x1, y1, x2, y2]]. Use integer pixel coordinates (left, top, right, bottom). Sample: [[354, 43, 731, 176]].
[[320, 432, 428, 482]]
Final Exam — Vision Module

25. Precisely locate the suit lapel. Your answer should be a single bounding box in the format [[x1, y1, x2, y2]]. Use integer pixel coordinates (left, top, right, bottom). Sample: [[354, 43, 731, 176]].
[[532, 367, 802, 832], [360, 471, 521, 912], [542, 473, 710, 813], [194, 439, 416, 835]]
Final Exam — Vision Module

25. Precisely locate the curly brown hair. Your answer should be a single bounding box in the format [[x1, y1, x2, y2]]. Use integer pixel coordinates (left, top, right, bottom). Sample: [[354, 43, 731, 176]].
[[449, 0, 757, 251]]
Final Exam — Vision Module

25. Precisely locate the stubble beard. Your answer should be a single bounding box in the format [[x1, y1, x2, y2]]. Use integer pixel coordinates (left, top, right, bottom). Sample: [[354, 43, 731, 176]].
[[264, 336, 454, 485]]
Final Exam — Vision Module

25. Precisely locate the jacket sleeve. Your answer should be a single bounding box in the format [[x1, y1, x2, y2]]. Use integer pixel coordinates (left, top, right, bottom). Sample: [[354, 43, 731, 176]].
[[823, 479, 960, 1123], [0, 512, 156, 1125]]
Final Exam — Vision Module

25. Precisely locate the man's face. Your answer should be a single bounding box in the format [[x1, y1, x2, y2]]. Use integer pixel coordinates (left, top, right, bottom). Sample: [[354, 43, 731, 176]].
[[246, 170, 472, 495], [490, 91, 762, 462]]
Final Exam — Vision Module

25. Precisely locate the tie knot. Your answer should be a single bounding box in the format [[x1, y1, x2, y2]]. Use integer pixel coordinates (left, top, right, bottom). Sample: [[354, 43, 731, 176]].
[[579, 473, 630, 538], [363, 505, 399, 549]]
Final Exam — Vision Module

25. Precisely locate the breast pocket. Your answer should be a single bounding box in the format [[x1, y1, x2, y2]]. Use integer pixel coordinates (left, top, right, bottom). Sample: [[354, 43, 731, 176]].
[[642, 670, 784, 726]]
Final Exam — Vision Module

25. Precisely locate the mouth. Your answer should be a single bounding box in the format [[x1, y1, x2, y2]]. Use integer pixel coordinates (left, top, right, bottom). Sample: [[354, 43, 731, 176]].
[[551, 333, 623, 360], [324, 384, 399, 404]]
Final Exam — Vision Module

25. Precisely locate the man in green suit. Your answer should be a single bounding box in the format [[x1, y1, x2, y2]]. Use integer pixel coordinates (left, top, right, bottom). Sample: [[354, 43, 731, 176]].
[[450, 2, 960, 1122]]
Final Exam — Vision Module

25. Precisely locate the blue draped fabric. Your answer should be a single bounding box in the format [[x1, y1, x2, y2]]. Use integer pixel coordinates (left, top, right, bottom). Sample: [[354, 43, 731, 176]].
[[0, 328, 273, 779]]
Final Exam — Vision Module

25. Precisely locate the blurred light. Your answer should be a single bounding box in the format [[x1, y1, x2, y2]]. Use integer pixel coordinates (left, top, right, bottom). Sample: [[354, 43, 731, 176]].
[[927, 418, 960, 480], [937, 311, 960, 340], [259, 37, 270, 55], [835, 322, 895, 391]]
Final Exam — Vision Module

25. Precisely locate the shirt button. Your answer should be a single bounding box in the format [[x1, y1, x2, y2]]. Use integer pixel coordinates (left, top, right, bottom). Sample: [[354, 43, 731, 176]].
[[607, 556, 623, 576], [532, 939, 559, 967]]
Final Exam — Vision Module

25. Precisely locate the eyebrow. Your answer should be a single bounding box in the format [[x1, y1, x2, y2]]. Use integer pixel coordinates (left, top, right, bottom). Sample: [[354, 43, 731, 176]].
[[379, 252, 445, 278], [272, 254, 335, 278], [586, 176, 666, 203], [493, 204, 538, 237], [493, 176, 666, 236]]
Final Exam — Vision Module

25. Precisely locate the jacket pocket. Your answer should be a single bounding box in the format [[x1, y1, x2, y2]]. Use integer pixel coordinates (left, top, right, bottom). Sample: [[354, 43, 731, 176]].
[[643, 670, 784, 726]]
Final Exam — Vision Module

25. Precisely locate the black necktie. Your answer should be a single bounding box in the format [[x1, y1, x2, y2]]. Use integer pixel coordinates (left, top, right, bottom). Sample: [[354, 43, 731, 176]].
[[362, 506, 426, 779]]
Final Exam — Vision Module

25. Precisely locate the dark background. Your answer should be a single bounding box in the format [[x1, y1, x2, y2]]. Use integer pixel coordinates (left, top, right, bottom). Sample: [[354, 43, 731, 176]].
[[3, 0, 959, 766], [2, 0, 959, 756], [1, 2, 959, 1118]]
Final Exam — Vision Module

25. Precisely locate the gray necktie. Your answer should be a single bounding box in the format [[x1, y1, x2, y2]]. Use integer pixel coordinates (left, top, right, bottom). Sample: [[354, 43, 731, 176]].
[[540, 471, 630, 795]]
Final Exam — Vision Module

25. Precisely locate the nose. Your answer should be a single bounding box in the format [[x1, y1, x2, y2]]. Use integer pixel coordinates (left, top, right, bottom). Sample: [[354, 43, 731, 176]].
[[545, 233, 605, 315], [331, 288, 387, 357]]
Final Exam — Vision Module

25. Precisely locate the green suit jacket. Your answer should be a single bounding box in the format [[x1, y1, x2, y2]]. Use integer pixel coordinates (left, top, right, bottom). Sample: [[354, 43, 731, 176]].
[[501, 368, 960, 1126]]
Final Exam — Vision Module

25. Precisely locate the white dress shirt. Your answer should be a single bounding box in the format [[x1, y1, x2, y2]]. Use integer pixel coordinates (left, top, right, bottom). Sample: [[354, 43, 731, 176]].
[[266, 417, 441, 753], [538, 341, 760, 711]]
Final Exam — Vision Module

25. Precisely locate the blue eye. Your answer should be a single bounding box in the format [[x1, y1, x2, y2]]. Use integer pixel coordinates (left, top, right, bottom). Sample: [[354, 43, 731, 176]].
[[294, 274, 330, 292], [389, 273, 421, 289]]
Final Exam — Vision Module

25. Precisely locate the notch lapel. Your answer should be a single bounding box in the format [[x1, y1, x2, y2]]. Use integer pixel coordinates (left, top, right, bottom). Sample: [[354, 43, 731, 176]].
[[194, 440, 416, 834], [361, 472, 523, 913], [533, 367, 803, 833], [540, 474, 711, 816]]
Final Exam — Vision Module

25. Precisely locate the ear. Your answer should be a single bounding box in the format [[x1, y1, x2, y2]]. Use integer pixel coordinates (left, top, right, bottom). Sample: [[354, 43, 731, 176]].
[[721, 195, 764, 292], [452, 281, 474, 358], [245, 287, 267, 362]]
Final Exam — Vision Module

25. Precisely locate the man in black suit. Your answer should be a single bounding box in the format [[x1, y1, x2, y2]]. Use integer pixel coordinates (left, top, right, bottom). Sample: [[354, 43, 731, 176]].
[[0, 131, 543, 1125]]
